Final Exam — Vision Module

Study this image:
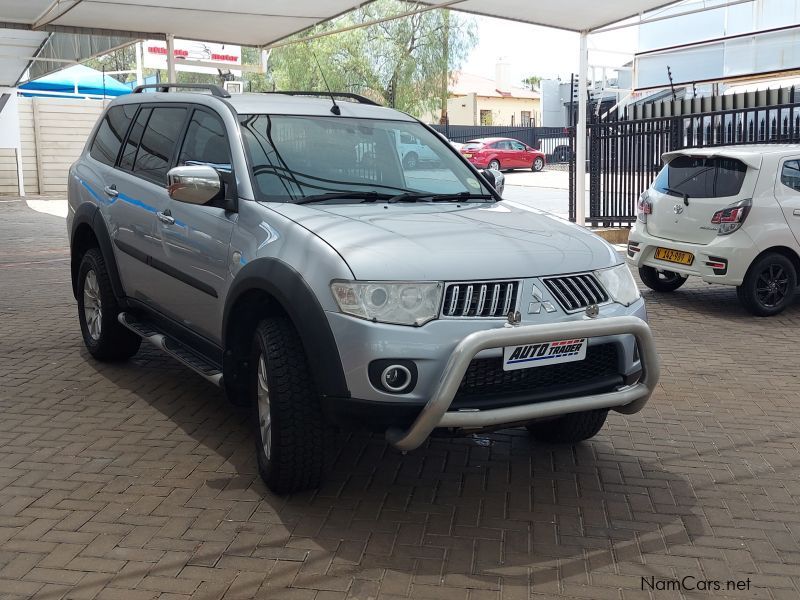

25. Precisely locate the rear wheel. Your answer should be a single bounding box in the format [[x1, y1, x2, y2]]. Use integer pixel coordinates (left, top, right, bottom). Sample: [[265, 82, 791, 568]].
[[251, 316, 325, 494], [531, 157, 545, 172], [488, 159, 501, 171], [526, 409, 608, 443], [737, 253, 797, 316], [638, 266, 687, 292], [76, 248, 140, 361]]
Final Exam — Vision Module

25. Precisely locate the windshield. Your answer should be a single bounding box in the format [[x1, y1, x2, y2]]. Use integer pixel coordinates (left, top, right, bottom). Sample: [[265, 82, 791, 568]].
[[238, 114, 493, 202]]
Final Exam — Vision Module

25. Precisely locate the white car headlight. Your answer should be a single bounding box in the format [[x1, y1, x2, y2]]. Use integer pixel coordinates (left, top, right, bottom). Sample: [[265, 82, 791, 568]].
[[594, 264, 641, 307], [331, 280, 443, 326]]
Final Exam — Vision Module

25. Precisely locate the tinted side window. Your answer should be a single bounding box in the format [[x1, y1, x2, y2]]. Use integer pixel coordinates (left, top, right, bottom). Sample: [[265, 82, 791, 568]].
[[654, 156, 747, 198], [119, 107, 151, 171], [89, 105, 136, 166], [510, 141, 526, 151], [780, 160, 800, 192], [133, 107, 187, 185], [178, 110, 231, 169]]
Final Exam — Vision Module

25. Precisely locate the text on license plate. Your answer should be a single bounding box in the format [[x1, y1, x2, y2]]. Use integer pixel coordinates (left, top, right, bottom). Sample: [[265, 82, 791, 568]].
[[654, 247, 694, 265], [462, 153, 473, 158], [502, 338, 587, 371]]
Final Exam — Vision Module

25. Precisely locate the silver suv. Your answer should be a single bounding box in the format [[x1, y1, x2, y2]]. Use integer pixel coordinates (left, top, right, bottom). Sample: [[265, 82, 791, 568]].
[[67, 84, 658, 493]]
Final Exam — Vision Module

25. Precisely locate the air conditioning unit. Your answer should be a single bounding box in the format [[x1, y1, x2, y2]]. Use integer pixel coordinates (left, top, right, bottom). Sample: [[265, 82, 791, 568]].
[[223, 81, 244, 95]]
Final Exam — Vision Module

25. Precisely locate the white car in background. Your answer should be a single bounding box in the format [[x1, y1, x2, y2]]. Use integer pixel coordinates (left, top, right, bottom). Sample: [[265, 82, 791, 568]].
[[628, 145, 800, 316]]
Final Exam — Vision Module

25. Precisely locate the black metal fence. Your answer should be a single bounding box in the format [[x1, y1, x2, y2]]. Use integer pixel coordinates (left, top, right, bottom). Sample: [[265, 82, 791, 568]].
[[429, 124, 574, 164], [579, 95, 800, 227]]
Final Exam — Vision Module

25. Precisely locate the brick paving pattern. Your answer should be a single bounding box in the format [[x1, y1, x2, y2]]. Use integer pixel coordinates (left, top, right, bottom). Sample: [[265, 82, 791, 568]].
[[1, 196, 799, 599]]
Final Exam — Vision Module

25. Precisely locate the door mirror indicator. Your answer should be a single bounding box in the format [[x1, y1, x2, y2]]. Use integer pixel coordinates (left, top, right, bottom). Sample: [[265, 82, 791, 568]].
[[167, 165, 221, 205]]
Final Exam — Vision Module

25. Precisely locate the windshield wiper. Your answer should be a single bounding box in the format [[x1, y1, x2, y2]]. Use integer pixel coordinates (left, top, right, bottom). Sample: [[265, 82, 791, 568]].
[[295, 191, 396, 204], [664, 187, 690, 206], [387, 191, 495, 204]]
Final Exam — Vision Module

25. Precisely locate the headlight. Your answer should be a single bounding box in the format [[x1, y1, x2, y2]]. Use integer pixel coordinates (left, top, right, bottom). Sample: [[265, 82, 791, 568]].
[[594, 264, 641, 307], [331, 280, 443, 326]]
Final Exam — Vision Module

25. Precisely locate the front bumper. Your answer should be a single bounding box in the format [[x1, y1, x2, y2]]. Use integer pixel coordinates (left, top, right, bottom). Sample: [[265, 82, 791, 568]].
[[385, 315, 658, 451]]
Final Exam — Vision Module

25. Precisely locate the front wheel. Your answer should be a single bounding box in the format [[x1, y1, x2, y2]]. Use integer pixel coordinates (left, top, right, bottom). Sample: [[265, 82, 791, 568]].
[[638, 266, 687, 292], [526, 409, 608, 443], [251, 316, 325, 494], [76, 248, 141, 361], [531, 157, 545, 172], [737, 253, 797, 316], [488, 159, 501, 171]]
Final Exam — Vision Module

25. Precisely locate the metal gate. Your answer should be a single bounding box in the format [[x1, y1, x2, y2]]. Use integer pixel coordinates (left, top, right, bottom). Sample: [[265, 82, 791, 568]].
[[570, 87, 800, 226]]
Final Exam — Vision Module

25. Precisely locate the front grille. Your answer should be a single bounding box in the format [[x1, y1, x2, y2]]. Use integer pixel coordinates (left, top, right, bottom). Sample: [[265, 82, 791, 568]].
[[543, 273, 608, 312], [453, 343, 619, 407], [442, 281, 519, 317]]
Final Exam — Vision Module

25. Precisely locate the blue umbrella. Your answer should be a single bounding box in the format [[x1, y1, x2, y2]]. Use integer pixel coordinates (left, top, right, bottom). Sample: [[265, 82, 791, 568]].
[[19, 64, 131, 98]]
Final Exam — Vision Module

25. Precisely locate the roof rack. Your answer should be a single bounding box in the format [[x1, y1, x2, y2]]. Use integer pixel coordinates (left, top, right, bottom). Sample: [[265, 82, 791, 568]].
[[132, 83, 231, 98], [269, 91, 381, 106]]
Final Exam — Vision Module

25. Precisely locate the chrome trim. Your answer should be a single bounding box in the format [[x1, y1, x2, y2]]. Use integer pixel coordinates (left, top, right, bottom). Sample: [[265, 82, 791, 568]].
[[442, 280, 519, 318], [385, 316, 658, 451], [542, 273, 610, 313], [447, 285, 459, 315], [489, 284, 500, 315], [476, 285, 487, 315], [462, 285, 474, 316], [502, 283, 513, 314]]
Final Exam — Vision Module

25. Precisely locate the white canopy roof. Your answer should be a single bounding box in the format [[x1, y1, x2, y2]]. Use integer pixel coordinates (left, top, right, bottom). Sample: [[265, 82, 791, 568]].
[[1, 0, 680, 85]]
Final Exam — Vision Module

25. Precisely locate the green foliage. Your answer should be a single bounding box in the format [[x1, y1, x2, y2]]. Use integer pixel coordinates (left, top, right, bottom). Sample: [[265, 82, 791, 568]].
[[522, 75, 542, 91], [266, 1, 477, 117]]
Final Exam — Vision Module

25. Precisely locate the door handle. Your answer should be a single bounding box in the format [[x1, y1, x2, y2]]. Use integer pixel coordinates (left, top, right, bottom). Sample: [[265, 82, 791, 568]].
[[103, 184, 118, 197], [157, 210, 175, 225], [793, 209, 800, 216]]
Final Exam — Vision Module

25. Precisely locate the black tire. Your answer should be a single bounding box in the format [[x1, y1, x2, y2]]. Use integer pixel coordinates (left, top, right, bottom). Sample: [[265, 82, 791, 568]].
[[638, 266, 688, 292], [251, 316, 325, 494], [403, 152, 418, 169], [736, 253, 797, 317], [488, 159, 501, 171], [76, 248, 141, 361], [526, 409, 608, 443], [531, 156, 545, 172]]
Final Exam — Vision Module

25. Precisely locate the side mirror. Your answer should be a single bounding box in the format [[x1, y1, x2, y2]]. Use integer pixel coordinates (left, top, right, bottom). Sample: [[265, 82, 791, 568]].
[[167, 165, 221, 205], [482, 168, 505, 198]]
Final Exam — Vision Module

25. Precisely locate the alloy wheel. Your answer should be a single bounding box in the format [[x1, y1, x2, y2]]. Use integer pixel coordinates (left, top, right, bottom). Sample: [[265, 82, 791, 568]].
[[755, 264, 789, 307], [83, 270, 102, 340], [257, 354, 272, 459]]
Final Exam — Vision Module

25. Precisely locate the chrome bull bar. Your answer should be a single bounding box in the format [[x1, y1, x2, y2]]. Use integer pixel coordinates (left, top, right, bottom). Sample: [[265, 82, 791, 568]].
[[385, 315, 659, 452]]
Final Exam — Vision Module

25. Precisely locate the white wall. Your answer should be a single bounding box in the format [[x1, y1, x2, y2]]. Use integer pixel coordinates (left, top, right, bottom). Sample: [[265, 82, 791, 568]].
[[0, 97, 105, 196]]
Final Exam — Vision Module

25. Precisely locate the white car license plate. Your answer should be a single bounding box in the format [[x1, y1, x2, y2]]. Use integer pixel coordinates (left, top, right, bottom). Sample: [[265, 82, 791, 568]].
[[502, 338, 587, 371]]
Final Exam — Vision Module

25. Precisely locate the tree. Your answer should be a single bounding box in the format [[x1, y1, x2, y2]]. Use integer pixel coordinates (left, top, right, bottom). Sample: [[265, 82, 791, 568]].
[[267, 1, 477, 117], [522, 75, 542, 91]]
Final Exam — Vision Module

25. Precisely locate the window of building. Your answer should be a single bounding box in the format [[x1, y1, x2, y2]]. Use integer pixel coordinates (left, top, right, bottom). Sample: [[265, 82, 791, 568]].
[[521, 111, 532, 127], [479, 110, 493, 126]]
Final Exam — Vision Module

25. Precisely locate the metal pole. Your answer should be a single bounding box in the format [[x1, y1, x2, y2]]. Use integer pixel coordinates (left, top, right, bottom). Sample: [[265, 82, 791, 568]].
[[135, 41, 144, 86], [575, 30, 588, 227], [166, 34, 176, 83]]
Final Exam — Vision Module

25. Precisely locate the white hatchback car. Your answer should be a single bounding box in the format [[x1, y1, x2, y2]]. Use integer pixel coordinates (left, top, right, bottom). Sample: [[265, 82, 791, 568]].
[[628, 145, 800, 316]]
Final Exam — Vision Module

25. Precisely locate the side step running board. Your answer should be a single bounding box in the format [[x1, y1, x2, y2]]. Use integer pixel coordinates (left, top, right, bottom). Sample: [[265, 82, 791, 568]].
[[118, 312, 223, 387]]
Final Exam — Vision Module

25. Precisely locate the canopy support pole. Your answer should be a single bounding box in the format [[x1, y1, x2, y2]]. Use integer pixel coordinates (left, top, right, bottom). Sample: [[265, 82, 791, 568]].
[[574, 30, 588, 226], [166, 34, 176, 83]]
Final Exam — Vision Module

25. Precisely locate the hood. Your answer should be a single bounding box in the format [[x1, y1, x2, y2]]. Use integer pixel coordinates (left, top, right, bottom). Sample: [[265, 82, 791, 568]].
[[266, 200, 619, 281]]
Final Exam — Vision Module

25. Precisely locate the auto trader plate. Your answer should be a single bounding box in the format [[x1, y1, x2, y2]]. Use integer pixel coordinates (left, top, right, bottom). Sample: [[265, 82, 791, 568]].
[[502, 338, 587, 371]]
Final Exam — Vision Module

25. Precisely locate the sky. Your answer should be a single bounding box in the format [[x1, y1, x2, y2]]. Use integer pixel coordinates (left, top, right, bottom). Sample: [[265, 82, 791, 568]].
[[461, 15, 640, 87]]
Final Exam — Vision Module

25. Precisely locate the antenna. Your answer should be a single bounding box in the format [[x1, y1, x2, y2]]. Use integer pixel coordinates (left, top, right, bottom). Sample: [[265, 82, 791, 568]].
[[312, 52, 340, 115]]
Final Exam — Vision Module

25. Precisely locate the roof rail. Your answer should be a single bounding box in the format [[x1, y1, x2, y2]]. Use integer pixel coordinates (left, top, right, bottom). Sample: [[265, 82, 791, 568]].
[[132, 83, 231, 98], [269, 91, 381, 106]]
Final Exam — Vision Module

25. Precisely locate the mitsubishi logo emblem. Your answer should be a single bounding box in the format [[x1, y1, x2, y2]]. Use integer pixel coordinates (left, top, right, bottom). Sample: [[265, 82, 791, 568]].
[[528, 284, 556, 314]]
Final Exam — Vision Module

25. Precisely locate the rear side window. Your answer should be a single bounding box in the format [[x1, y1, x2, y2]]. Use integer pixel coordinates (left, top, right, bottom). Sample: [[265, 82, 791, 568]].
[[132, 107, 187, 185], [89, 105, 136, 166], [780, 160, 800, 192], [654, 156, 747, 198], [177, 110, 230, 170], [119, 107, 151, 171]]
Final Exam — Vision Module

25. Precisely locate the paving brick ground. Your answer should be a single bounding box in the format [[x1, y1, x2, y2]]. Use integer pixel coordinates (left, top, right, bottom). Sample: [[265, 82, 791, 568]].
[[1, 196, 800, 600]]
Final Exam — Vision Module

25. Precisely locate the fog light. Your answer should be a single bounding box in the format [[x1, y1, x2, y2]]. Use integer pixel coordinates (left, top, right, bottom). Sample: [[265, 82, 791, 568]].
[[381, 365, 412, 392]]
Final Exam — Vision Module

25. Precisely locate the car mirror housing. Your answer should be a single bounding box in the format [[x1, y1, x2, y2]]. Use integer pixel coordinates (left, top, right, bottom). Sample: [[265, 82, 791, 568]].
[[167, 165, 221, 205], [482, 168, 505, 198]]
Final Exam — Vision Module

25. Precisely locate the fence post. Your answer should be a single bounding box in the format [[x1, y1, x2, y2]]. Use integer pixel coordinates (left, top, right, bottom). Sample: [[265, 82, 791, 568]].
[[588, 113, 600, 227]]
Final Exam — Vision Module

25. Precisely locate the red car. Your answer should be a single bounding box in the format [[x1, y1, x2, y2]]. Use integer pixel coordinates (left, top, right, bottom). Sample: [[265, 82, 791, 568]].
[[460, 137, 546, 172]]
